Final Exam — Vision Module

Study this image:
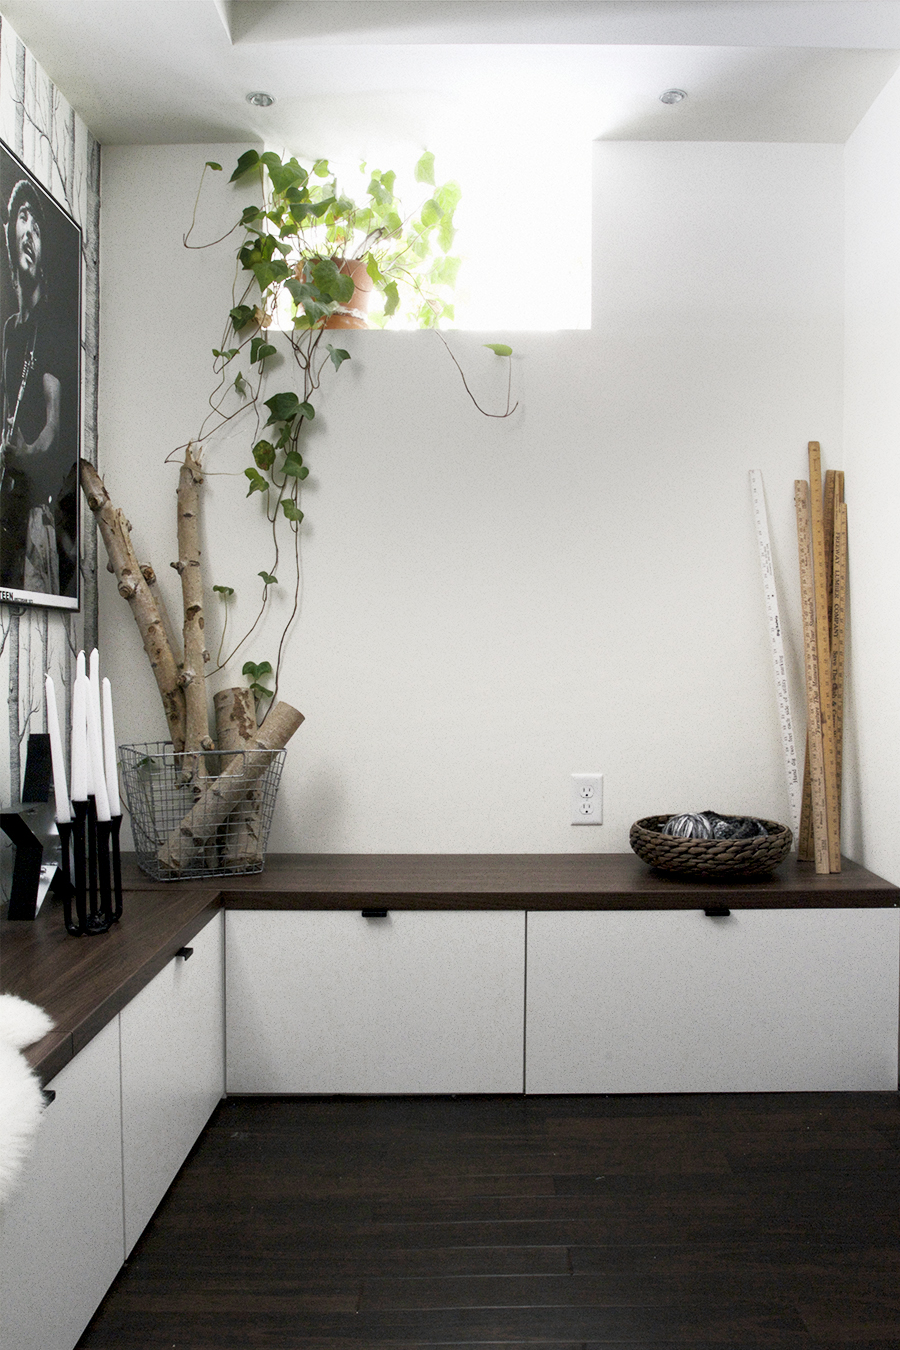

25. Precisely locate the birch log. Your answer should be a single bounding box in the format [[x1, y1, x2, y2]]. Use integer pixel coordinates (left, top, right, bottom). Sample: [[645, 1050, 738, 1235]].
[[214, 686, 264, 867], [172, 445, 213, 771], [214, 686, 258, 750], [80, 461, 187, 751], [159, 700, 304, 872], [141, 563, 183, 678]]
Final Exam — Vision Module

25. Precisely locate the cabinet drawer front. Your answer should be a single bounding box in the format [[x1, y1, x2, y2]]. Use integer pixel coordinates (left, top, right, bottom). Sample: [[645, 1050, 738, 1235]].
[[526, 908, 900, 1093], [120, 911, 224, 1253], [0, 1018, 123, 1350], [226, 910, 525, 1093]]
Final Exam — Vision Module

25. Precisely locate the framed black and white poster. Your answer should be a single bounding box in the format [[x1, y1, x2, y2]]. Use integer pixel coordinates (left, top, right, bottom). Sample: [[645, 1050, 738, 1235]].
[[0, 140, 81, 611]]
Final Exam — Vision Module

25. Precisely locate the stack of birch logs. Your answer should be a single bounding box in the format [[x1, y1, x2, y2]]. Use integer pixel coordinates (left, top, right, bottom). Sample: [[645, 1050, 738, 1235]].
[[794, 442, 847, 874], [80, 448, 303, 875]]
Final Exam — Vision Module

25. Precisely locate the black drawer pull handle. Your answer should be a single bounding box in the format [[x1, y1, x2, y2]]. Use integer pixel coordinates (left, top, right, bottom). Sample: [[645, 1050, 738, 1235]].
[[41, 1088, 56, 1107], [176, 946, 194, 960], [361, 908, 388, 919], [704, 907, 731, 918]]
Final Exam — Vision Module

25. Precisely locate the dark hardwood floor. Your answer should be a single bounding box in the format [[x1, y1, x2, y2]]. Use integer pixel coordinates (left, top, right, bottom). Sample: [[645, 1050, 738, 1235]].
[[77, 1091, 900, 1349]]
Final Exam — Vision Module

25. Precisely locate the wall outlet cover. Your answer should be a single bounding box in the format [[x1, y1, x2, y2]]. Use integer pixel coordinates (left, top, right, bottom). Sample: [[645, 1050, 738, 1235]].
[[570, 773, 603, 825]]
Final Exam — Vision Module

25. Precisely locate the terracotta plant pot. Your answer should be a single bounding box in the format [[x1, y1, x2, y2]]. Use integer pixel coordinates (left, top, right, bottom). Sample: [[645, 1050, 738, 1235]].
[[322, 258, 373, 330]]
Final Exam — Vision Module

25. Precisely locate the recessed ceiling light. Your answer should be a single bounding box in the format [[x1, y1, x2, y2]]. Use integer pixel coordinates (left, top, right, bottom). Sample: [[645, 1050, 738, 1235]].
[[246, 91, 275, 108], [659, 89, 688, 105]]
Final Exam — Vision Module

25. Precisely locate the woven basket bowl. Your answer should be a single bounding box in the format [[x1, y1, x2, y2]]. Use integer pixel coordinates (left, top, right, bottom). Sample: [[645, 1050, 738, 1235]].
[[630, 815, 793, 876]]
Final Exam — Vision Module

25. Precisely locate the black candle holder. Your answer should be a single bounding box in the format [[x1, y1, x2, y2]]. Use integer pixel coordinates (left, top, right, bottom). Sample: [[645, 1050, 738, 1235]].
[[70, 798, 110, 935], [56, 819, 80, 936], [96, 817, 114, 926], [71, 798, 89, 932], [110, 814, 123, 920]]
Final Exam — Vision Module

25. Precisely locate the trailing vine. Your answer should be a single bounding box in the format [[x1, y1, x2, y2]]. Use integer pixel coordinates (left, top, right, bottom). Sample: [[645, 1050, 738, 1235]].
[[181, 148, 517, 709]]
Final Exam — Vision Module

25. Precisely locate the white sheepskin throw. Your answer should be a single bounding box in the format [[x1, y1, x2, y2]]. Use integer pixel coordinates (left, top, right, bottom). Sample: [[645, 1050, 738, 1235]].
[[0, 993, 54, 1207]]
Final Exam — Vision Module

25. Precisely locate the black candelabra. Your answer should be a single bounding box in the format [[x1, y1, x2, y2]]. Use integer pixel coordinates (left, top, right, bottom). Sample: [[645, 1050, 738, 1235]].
[[65, 796, 123, 936]]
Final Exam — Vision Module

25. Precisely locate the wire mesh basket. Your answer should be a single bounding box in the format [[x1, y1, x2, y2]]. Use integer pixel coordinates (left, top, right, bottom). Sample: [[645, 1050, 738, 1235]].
[[119, 741, 286, 881]]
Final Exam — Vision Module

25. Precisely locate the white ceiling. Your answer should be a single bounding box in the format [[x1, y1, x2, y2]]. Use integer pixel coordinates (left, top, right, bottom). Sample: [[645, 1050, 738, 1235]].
[[1, 0, 899, 161]]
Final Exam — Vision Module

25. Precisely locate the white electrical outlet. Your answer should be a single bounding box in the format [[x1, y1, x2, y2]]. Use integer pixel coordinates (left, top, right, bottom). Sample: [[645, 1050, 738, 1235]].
[[570, 773, 603, 825]]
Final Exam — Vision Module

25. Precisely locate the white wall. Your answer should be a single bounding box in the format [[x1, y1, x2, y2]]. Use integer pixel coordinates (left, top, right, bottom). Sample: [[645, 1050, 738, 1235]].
[[844, 66, 900, 886], [99, 139, 844, 854]]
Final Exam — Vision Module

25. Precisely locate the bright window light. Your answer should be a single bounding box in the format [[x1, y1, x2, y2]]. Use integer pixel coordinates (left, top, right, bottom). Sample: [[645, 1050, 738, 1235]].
[[265, 100, 592, 332]]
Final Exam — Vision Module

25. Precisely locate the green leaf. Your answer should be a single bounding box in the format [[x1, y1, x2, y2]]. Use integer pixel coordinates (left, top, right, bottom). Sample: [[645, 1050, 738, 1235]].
[[438, 217, 456, 253], [313, 158, 330, 178], [282, 450, 305, 478], [307, 197, 335, 220], [240, 204, 263, 226], [252, 439, 276, 471], [429, 255, 461, 289], [267, 157, 308, 196], [298, 401, 315, 421], [436, 180, 462, 216], [230, 149, 261, 181], [212, 584, 234, 597], [327, 344, 351, 370], [234, 372, 248, 396], [229, 304, 256, 330], [367, 174, 392, 206], [244, 467, 268, 496], [258, 572, 278, 587], [212, 347, 239, 362], [206, 161, 223, 172], [240, 233, 276, 266], [484, 343, 513, 357], [250, 336, 277, 364], [420, 197, 441, 229], [251, 258, 291, 292], [383, 280, 400, 317], [264, 390, 302, 425], [415, 150, 436, 185], [281, 499, 305, 523], [243, 660, 273, 678], [310, 258, 355, 304], [284, 277, 315, 304]]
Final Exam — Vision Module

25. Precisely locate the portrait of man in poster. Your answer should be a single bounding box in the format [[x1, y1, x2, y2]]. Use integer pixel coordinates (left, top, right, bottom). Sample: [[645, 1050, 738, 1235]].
[[0, 145, 80, 609]]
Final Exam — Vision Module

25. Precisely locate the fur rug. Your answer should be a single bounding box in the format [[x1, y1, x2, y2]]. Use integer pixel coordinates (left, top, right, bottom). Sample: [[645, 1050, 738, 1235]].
[[0, 993, 54, 1207]]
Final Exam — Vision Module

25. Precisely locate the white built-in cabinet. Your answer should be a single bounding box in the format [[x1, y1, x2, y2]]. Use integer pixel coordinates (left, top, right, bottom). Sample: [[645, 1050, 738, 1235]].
[[121, 910, 224, 1252], [0, 912, 224, 1350], [0, 1019, 124, 1350], [2, 902, 898, 1350], [225, 909, 525, 1093], [525, 908, 900, 1093], [227, 907, 900, 1096]]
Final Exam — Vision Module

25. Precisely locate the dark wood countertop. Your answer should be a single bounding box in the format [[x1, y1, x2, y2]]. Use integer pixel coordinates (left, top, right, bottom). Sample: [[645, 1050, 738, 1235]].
[[201, 852, 900, 909], [4, 852, 898, 1083], [1, 885, 219, 1083]]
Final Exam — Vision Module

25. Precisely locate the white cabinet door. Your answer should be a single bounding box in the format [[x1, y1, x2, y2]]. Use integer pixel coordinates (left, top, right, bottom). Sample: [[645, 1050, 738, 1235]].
[[0, 1017, 124, 1350], [526, 908, 900, 1093], [120, 911, 224, 1253], [226, 910, 525, 1093]]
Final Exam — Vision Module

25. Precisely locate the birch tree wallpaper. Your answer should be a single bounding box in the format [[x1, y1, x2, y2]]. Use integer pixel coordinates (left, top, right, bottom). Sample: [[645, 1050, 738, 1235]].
[[0, 17, 99, 808]]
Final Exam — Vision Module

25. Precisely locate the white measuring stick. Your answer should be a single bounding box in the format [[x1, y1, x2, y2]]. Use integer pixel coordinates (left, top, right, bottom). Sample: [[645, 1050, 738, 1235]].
[[750, 469, 802, 837]]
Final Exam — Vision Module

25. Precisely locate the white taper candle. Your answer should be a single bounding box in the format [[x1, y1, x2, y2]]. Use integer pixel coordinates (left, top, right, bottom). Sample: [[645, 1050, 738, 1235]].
[[86, 681, 111, 822], [44, 674, 71, 823], [70, 672, 88, 802], [101, 677, 121, 815], [88, 649, 102, 801]]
